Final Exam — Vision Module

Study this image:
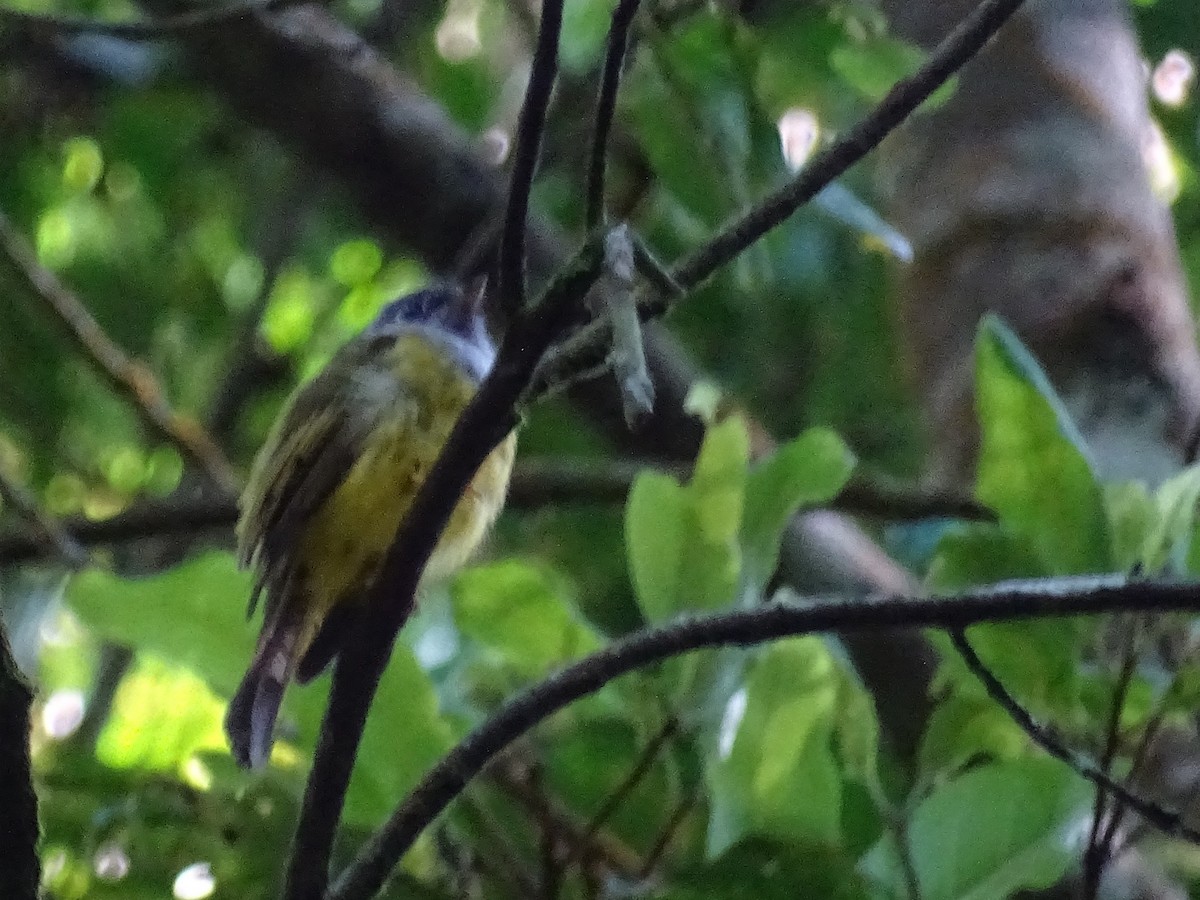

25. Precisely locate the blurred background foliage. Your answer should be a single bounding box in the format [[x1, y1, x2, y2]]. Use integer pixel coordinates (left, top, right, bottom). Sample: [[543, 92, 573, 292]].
[[2, 0, 1200, 898]]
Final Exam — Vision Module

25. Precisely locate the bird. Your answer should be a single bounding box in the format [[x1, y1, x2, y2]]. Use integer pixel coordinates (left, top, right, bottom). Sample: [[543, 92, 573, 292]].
[[225, 280, 516, 769]]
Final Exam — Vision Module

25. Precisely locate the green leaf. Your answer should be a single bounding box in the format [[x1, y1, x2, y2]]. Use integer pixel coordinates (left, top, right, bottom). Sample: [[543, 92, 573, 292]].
[[861, 758, 1090, 900], [1105, 480, 1157, 571], [95, 654, 227, 774], [707, 637, 842, 854], [1144, 464, 1200, 572], [918, 693, 1028, 777], [830, 38, 958, 105], [626, 417, 749, 622], [927, 523, 1048, 591], [451, 560, 600, 679], [742, 427, 855, 589], [657, 838, 869, 900], [974, 316, 1110, 574], [67, 551, 254, 698]]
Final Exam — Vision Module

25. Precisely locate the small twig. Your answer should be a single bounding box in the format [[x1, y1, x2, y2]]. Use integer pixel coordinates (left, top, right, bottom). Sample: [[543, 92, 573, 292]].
[[0, 209, 239, 495], [887, 803, 923, 900], [497, 0, 565, 317], [493, 761, 643, 879], [668, 0, 1027, 293], [638, 790, 695, 879], [580, 717, 677, 846], [948, 628, 1200, 845], [0, 468, 86, 569], [459, 791, 540, 897], [585, 0, 642, 230], [329, 576, 1200, 900], [0, 0, 296, 39], [1083, 619, 1141, 899]]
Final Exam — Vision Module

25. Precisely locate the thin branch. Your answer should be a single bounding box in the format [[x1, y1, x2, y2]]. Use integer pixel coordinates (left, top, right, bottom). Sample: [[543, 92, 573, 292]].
[[0, 494, 237, 564], [585, 0, 642, 230], [0, 461, 988, 565], [0, 468, 87, 568], [0, 460, 981, 575], [948, 628, 1200, 846], [668, 0, 1026, 292], [497, 0, 565, 317], [638, 790, 695, 879], [580, 716, 677, 846], [1083, 619, 1141, 899], [0, 0, 296, 39], [493, 761, 644, 878], [0, 209, 239, 495], [330, 577, 1200, 900]]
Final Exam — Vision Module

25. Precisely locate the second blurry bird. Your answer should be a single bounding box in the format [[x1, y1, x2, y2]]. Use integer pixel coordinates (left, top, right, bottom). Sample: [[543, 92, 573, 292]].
[[225, 281, 516, 769]]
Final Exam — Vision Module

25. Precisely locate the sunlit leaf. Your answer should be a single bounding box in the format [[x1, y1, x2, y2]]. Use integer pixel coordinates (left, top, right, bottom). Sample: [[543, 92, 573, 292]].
[[974, 316, 1110, 574]]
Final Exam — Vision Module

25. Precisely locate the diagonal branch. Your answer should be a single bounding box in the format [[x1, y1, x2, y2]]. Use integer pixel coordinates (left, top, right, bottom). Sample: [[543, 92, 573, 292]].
[[0, 209, 240, 495], [670, 0, 1026, 292], [497, 0, 564, 318], [330, 576, 1200, 900], [585, 0, 643, 230]]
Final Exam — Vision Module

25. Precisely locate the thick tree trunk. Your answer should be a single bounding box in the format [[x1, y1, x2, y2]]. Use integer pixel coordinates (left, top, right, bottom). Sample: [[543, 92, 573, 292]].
[[883, 0, 1200, 489]]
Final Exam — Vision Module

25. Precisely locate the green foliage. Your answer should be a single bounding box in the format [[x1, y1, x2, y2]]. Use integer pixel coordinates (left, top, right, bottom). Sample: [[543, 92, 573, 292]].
[[862, 759, 1092, 900], [973, 316, 1110, 575], [8, 1, 1200, 898]]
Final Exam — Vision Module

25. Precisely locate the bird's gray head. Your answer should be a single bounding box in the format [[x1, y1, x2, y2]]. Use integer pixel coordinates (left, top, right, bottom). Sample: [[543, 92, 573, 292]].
[[369, 281, 497, 381]]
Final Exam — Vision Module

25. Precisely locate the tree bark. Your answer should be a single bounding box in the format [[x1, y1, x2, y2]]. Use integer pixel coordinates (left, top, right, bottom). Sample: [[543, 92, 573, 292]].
[[882, 0, 1200, 489]]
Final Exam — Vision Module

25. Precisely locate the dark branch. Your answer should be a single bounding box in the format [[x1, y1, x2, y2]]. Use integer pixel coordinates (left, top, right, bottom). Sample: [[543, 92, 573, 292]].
[[0, 468, 87, 568], [0, 208, 239, 495], [668, 0, 1027, 292], [497, 0, 565, 318], [331, 577, 1200, 900], [948, 628, 1200, 845], [585, 0, 642, 230]]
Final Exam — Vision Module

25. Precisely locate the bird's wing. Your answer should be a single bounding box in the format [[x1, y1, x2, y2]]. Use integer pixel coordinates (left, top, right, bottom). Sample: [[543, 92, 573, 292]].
[[237, 336, 391, 615]]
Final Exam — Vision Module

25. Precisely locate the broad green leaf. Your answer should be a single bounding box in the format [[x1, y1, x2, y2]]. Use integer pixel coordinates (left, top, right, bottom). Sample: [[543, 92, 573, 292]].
[[927, 527, 1081, 716], [1105, 480, 1157, 571], [67, 551, 254, 697], [626, 417, 749, 621], [742, 427, 855, 589], [830, 39, 957, 105], [832, 666, 881, 797], [919, 693, 1028, 777], [974, 316, 1110, 574], [544, 717, 678, 851], [1144, 464, 1200, 572], [626, 471, 690, 622], [451, 560, 600, 679], [707, 637, 842, 854], [656, 838, 869, 900], [928, 523, 1048, 590], [96, 654, 226, 774], [861, 758, 1091, 900]]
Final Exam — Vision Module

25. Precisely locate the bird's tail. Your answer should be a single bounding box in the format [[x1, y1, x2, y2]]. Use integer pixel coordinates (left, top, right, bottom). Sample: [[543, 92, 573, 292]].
[[225, 606, 303, 769]]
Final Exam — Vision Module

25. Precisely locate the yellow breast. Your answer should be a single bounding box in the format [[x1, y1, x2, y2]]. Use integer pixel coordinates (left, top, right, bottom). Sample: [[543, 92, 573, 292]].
[[292, 334, 515, 645]]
